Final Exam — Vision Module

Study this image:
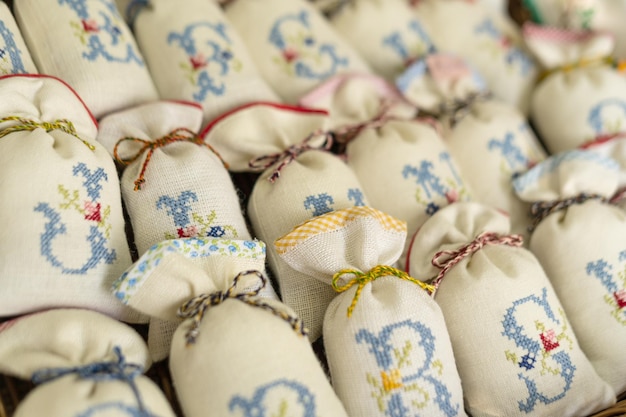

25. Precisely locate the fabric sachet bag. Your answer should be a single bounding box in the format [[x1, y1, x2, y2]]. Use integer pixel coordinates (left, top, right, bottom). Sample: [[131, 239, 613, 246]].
[[203, 102, 369, 342], [513, 149, 626, 395], [407, 201, 616, 417], [408, 0, 537, 115], [276, 206, 467, 417], [523, 0, 626, 60], [0, 74, 140, 322], [397, 53, 546, 237], [323, 0, 436, 81], [524, 23, 626, 154], [13, 0, 158, 119], [581, 134, 626, 210], [113, 237, 349, 417], [299, 73, 472, 268], [97, 100, 276, 361], [0, 308, 175, 417], [117, 0, 279, 126], [0, 1, 37, 75], [224, 0, 371, 103]]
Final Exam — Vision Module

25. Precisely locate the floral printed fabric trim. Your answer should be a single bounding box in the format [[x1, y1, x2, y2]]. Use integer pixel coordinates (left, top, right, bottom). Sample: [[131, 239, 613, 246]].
[[275, 206, 405, 255], [60, 0, 145, 65], [269, 9, 349, 80], [229, 378, 316, 417], [586, 250, 626, 325], [356, 319, 461, 417], [502, 287, 576, 413], [112, 238, 265, 304], [512, 149, 620, 194]]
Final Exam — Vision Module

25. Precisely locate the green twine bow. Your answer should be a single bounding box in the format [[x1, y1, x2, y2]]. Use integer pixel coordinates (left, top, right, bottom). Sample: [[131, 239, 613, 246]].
[[0, 116, 95, 150], [332, 265, 435, 317]]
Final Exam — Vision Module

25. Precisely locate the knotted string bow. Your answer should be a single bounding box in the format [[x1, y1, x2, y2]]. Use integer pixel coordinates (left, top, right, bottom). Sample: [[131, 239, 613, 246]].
[[248, 129, 333, 183], [0, 116, 95, 150], [431, 232, 524, 292], [436, 91, 492, 128], [332, 265, 435, 317], [177, 270, 308, 345], [31, 346, 150, 414], [113, 127, 228, 191], [528, 193, 609, 232]]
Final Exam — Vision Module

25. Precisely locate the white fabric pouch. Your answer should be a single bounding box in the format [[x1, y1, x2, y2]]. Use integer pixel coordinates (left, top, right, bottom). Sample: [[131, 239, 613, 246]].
[[203, 102, 369, 342], [97, 100, 277, 361], [513, 149, 626, 395], [0, 308, 175, 417], [224, 0, 371, 103], [0, 1, 37, 75], [408, 201, 616, 417], [117, 0, 279, 126], [408, 0, 538, 115], [300, 73, 473, 268], [13, 0, 158, 119], [276, 206, 467, 417], [324, 0, 436, 80], [397, 53, 547, 238], [0, 74, 140, 322], [524, 23, 626, 154], [113, 237, 349, 417]]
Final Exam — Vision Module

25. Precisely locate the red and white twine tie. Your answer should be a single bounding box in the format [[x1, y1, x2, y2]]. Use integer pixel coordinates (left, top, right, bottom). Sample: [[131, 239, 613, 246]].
[[430, 232, 524, 293]]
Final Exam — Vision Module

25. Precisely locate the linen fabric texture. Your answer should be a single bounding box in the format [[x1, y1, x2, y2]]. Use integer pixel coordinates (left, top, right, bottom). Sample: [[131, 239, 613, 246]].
[[524, 23, 626, 154], [397, 53, 546, 238], [408, 202, 616, 417], [299, 73, 473, 269], [513, 149, 626, 395], [120, 0, 279, 126], [276, 206, 467, 417], [0, 308, 175, 417], [203, 102, 369, 342], [224, 0, 371, 103], [0, 1, 38, 75], [13, 0, 158, 119], [113, 237, 349, 417], [0, 74, 140, 323]]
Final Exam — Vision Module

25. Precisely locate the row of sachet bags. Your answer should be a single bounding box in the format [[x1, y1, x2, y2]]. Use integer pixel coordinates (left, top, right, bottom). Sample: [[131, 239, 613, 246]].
[[0, 0, 625, 416]]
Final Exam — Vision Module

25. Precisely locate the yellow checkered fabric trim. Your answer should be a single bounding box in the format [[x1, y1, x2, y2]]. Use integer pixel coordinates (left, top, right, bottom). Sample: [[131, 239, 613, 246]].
[[275, 206, 406, 254]]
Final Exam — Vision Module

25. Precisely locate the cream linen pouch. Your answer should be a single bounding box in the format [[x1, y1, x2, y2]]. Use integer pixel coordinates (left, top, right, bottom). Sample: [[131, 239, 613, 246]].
[[0, 308, 175, 417], [116, 0, 279, 126], [203, 102, 369, 342], [113, 237, 349, 417], [524, 23, 626, 154], [409, 0, 537, 115], [408, 202, 616, 417], [13, 0, 158, 119], [300, 73, 472, 269], [224, 0, 371, 103], [98, 100, 278, 361], [397, 53, 546, 238], [0, 1, 37, 75], [0, 74, 140, 322], [276, 206, 467, 417], [513, 149, 626, 395], [324, 0, 436, 80]]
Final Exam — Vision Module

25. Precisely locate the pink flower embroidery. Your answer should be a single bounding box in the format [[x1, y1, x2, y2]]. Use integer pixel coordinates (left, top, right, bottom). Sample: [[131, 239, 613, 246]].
[[190, 53, 207, 70], [614, 289, 626, 309], [177, 225, 199, 238], [84, 201, 102, 222], [540, 329, 560, 352], [81, 19, 99, 33], [445, 189, 459, 204], [282, 47, 299, 63]]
